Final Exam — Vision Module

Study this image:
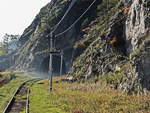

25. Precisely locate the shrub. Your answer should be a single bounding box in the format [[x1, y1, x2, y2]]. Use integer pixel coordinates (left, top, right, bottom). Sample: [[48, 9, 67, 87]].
[[124, 8, 130, 14], [0, 74, 2, 78], [107, 37, 118, 46], [74, 39, 92, 49], [82, 27, 91, 33], [81, 18, 89, 28], [74, 40, 86, 49], [8, 72, 16, 80]]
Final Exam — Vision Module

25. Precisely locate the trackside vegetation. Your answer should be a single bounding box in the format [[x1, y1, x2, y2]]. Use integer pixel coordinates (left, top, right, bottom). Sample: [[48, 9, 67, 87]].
[[0, 72, 30, 113], [29, 78, 150, 113]]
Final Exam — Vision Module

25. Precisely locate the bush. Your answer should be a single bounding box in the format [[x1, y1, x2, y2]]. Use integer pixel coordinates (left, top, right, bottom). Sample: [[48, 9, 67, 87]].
[[0, 74, 2, 78], [107, 37, 119, 46], [74, 39, 92, 49], [8, 72, 16, 80], [124, 8, 130, 14], [81, 18, 89, 28], [74, 40, 86, 49], [82, 27, 91, 33]]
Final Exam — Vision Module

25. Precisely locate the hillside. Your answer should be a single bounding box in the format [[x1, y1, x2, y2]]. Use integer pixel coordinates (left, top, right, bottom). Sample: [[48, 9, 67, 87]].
[[0, 0, 150, 94], [14, 0, 102, 73], [1, 75, 150, 112]]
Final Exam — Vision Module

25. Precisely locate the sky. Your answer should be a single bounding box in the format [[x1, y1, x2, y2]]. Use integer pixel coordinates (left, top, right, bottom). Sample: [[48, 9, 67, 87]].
[[0, 0, 51, 42]]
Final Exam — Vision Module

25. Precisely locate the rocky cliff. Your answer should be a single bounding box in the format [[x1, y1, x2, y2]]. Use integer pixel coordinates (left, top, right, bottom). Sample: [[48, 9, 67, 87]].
[[68, 0, 150, 93], [13, 0, 101, 74], [1, 0, 150, 93]]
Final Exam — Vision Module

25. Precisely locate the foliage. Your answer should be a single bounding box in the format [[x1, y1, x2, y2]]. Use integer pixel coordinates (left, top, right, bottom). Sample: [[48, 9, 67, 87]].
[[107, 37, 118, 46], [69, 0, 128, 91], [29, 78, 150, 113], [0, 34, 19, 55], [0, 48, 6, 56], [8, 71, 16, 80], [1, 34, 9, 54], [106, 71, 124, 86], [74, 39, 91, 49], [124, 8, 130, 14], [129, 33, 150, 59], [81, 18, 89, 28], [0, 75, 29, 113]]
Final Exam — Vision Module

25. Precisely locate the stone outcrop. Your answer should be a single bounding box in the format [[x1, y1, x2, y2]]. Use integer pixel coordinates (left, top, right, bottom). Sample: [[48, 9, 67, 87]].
[[123, 0, 150, 93], [68, 0, 150, 93], [0, 54, 14, 71], [0, 0, 150, 93], [126, 0, 149, 54], [11, 0, 101, 74]]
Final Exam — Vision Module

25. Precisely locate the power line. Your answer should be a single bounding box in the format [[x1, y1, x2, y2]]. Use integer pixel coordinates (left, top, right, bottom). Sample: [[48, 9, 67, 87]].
[[47, 0, 78, 92], [51, 0, 130, 39], [51, 0, 78, 34], [55, 0, 97, 38], [47, 0, 127, 92]]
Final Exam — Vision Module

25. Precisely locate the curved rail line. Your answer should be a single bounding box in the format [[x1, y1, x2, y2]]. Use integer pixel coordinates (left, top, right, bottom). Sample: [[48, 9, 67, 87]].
[[2, 78, 42, 113]]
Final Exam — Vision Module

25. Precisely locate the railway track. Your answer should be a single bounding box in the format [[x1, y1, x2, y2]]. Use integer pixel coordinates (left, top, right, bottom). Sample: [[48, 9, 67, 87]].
[[2, 78, 42, 113]]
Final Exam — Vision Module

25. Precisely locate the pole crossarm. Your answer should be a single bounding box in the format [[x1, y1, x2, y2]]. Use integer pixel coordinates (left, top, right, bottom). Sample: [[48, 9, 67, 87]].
[[47, 32, 64, 92], [46, 0, 98, 92], [49, 49, 61, 54], [60, 50, 64, 76]]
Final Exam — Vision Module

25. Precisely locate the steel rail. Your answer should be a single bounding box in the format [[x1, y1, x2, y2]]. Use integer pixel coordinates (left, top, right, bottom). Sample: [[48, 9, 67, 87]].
[[2, 78, 42, 113], [26, 89, 30, 113]]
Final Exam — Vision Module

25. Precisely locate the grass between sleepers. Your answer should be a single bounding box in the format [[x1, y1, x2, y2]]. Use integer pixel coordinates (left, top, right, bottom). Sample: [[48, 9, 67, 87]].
[[0, 73, 30, 113], [29, 77, 150, 113]]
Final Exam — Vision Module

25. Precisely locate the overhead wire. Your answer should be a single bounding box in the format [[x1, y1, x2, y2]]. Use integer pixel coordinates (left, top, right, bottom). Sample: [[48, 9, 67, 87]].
[[51, 0, 131, 39], [51, 0, 78, 34], [55, 0, 131, 38], [55, 0, 97, 38], [47, 0, 58, 30]]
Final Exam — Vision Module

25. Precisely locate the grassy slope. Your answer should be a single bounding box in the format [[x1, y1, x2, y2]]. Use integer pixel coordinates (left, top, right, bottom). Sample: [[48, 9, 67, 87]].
[[0, 74, 30, 112], [29, 78, 150, 113]]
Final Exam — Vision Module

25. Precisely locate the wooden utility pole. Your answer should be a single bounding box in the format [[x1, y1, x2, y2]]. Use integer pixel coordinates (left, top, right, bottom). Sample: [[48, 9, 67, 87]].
[[49, 33, 53, 92], [60, 50, 64, 76], [48, 33, 63, 91]]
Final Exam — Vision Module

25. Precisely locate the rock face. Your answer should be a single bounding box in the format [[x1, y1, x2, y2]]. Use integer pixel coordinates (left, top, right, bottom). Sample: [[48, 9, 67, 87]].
[[124, 0, 150, 92], [68, 0, 150, 93], [12, 0, 101, 74], [126, 0, 148, 54], [0, 56, 9, 71], [0, 0, 150, 93], [0, 54, 14, 71]]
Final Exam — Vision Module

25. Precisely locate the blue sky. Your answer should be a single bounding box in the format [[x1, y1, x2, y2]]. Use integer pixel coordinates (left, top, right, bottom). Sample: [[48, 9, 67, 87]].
[[0, 0, 50, 42]]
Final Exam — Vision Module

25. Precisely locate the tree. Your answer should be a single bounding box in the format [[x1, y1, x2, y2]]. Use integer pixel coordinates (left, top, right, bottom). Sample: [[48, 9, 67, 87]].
[[0, 34, 20, 55], [2, 34, 9, 53]]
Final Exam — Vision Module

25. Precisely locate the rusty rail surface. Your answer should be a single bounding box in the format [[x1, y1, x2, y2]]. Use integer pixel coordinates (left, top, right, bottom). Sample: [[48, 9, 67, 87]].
[[2, 78, 42, 113]]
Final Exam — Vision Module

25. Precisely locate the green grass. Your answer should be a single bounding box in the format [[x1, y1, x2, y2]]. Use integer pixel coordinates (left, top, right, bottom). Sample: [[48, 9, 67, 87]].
[[0, 76, 30, 112], [30, 80, 66, 113], [0, 48, 6, 56], [29, 78, 150, 113]]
